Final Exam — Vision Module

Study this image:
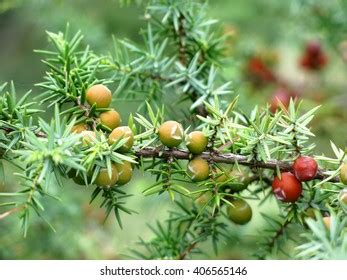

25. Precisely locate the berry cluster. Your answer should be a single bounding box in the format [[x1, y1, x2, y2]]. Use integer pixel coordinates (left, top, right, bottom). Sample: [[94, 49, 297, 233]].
[[157, 120, 252, 225], [70, 84, 134, 188], [272, 156, 318, 202]]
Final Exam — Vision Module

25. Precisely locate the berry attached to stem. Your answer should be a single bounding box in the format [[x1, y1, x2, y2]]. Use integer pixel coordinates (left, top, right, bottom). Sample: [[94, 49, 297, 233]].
[[186, 131, 208, 154], [272, 172, 302, 202], [187, 157, 210, 182], [108, 126, 134, 152], [95, 164, 119, 187], [293, 156, 318, 182], [115, 161, 133, 185], [158, 121, 184, 148], [99, 110, 121, 130], [86, 84, 112, 108], [71, 123, 89, 133]]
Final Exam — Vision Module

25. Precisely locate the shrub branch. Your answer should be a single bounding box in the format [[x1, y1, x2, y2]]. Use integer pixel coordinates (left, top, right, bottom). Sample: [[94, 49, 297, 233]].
[[135, 147, 339, 182]]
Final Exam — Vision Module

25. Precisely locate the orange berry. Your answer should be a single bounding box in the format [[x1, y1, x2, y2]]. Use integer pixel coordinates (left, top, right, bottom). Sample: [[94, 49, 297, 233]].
[[99, 110, 121, 130], [85, 84, 112, 108], [71, 123, 89, 133]]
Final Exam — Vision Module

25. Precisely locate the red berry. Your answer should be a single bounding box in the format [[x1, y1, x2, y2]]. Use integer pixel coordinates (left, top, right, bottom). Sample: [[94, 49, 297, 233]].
[[247, 56, 275, 85], [272, 172, 302, 202], [306, 41, 321, 55], [299, 41, 327, 71], [293, 156, 318, 182]]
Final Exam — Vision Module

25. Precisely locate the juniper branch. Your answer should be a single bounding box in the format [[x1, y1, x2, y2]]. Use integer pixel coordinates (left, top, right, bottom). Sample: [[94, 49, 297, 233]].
[[135, 147, 339, 182]]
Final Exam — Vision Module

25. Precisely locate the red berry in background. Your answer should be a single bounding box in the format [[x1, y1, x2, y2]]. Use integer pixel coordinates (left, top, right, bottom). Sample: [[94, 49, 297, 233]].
[[272, 172, 303, 202], [246, 56, 276, 87], [293, 156, 318, 182], [269, 87, 298, 113], [299, 41, 327, 71], [306, 41, 321, 55]]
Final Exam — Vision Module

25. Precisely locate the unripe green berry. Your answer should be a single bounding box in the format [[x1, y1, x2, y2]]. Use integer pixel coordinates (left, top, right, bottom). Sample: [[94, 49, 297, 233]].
[[95, 164, 119, 187], [228, 199, 252, 225], [108, 126, 134, 152], [340, 163, 347, 184], [115, 161, 133, 185], [186, 131, 208, 154], [187, 157, 210, 182], [158, 121, 184, 148], [86, 84, 112, 108]]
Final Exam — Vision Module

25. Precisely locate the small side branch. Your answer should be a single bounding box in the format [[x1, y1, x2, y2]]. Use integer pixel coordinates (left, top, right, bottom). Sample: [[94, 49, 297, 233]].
[[0, 206, 24, 220]]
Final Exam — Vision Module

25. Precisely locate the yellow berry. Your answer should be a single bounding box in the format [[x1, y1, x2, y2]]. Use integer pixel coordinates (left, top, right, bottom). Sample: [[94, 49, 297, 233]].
[[99, 110, 121, 130], [187, 157, 210, 182], [115, 161, 133, 185], [71, 123, 89, 133], [186, 131, 208, 154], [108, 126, 134, 152], [95, 164, 119, 187], [323, 216, 331, 230], [85, 84, 112, 108], [158, 121, 184, 148]]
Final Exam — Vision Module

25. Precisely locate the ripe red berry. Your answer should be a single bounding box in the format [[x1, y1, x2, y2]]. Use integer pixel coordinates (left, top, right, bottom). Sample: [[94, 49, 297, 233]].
[[246, 56, 275, 86], [272, 172, 302, 202], [293, 156, 318, 182], [299, 41, 327, 71]]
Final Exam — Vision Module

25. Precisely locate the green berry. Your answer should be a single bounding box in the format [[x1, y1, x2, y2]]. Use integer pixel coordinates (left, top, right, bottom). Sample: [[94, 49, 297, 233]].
[[95, 164, 119, 187], [340, 163, 347, 184], [158, 121, 184, 148], [115, 161, 133, 185], [187, 157, 210, 182], [228, 199, 252, 225], [186, 131, 208, 154]]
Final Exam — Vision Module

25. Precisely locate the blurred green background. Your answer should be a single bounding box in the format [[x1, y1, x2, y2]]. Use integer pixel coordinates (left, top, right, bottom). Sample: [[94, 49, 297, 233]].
[[0, 0, 346, 259]]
